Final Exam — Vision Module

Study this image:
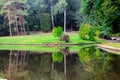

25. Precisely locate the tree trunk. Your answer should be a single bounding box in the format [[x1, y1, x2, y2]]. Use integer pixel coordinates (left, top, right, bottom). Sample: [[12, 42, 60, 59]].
[[64, 55, 66, 75], [15, 11, 19, 35], [8, 9, 12, 36], [64, 9, 66, 33], [51, 14, 54, 29], [50, 0, 54, 30], [19, 15, 26, 35], [22, 51, 26, 70], [15, 51, 19, 72], [21, 16, 26, 35], [8, 50, 12, 79]]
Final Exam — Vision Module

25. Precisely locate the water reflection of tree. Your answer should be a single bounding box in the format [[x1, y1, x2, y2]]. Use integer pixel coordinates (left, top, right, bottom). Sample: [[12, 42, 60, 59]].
[[52, 47, 70, 63], [26, 54, 52, 80], [6, 50, 28, 80], [52, 47, 71, 78], [77, 46, 114, 80], [52, 70, 66, 80]]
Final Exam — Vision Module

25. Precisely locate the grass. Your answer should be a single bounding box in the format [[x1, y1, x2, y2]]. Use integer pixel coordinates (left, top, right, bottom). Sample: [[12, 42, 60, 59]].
[[0, 33, 93, 44], [0, 32, 119, 48], [0, 32, 96, 52]]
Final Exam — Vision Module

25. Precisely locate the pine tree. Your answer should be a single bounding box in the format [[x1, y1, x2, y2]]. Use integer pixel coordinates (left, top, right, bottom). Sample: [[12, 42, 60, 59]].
[[0, 0, 28, 36]]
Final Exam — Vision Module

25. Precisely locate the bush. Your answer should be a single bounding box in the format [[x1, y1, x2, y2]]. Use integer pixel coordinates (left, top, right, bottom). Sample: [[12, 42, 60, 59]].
[[52, 26, 63, 38], [33, 25, 40, 31], [40, 13, 51, 32], [99, 27, 112, 39], [95, 30, 100, 38], [78, 23, 95, 41], [111, 33, 120, 37]]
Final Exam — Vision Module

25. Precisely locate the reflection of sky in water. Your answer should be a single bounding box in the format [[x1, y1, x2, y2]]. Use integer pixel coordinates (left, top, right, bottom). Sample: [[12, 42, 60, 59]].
[[0, 46, 120, 80]]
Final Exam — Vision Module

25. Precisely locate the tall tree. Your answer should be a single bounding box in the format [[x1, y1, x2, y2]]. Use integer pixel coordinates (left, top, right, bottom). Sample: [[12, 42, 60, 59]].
[[80, 0, 120, 33], [0, 0, 14, 36], [0, 0, 28, 36], [53, 0, 67, 33], [50, 0, 54, 29]]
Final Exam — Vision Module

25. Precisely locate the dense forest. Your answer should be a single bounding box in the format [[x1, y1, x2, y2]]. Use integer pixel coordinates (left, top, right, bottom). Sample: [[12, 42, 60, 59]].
[[0, 0, 120, 37]]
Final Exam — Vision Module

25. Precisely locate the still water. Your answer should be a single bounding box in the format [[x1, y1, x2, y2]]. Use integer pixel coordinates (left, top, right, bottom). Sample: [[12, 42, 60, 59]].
[[0, 46, 120, 80]]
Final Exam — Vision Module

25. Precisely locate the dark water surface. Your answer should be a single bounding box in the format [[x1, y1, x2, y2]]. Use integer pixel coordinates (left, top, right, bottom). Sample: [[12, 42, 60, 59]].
[[0, 46, 120, 80]]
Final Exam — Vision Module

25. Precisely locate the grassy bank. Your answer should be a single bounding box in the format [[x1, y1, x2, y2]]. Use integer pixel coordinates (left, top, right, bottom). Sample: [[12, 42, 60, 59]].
[[0, 32, 119, 49], [0, 33, 93, 44], [95, 37, 120, 48]]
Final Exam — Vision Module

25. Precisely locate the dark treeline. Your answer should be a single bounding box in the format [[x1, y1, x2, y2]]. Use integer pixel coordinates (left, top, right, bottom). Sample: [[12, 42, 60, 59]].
[[26, 0, 81, 32]]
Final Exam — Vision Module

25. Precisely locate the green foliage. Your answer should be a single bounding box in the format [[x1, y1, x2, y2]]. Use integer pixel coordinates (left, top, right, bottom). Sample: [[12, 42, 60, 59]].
[[78, 46, 114, 79], [53, 0, 68, 15], [52, 26, 63, 38], [95, 30, 100, 37], [80, 0, 92, 15], [32, 25, 40, 31], [0, 0, 29, 36], [80, 0, 120, 34], [25, 23, 30, 35], [78, 46, 96, 64], [99, 26, 112, 38], [52, 52, 63, 63], [78, 23, 95, 41], [111, 33, 120, 37], [26, 0, 47, 31], [40, 13, 51, 32]]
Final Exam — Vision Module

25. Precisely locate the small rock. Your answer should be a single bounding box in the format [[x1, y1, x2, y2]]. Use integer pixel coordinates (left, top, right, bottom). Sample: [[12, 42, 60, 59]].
[[111, 37, 116, 40], [60, 34, 69, 42], [116, 38, 120, 41]]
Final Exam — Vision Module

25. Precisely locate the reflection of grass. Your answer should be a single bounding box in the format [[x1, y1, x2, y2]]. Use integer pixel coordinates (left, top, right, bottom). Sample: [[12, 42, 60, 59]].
[[0, 45, 96, 53], [0, 45, 58, 52], [0, 33, 93, 44], [69, 45, 96, 52]]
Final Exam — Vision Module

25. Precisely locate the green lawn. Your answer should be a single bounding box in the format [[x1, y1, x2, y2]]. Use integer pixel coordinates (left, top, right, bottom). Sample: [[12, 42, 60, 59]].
[[0, 33, 93, 44], [0, 33, 119, 49]]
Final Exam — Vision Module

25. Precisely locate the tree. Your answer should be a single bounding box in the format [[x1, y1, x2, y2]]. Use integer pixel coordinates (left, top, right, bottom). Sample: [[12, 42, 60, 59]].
[[25, 0, 82, 32], [26, 0, 48, 31], [0, 0, 14, 36], [53, 0, 67, 33], [40, 13, 51, 32], [50, 0, 54, 29], [80, 0, 120, 34], [67, 0, 82, 29], [0, 0, 28, 36]]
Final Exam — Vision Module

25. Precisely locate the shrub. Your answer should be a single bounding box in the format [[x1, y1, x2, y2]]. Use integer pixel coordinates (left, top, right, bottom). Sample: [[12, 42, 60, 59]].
[[95, 30, 100, 38], [99, 27, 112, 39], [33, 25, 40, 31], [111, 33, 120, 37], [52, 26, 63, 38], [40, 13, 51, 32], [78, 23, 95, 41]]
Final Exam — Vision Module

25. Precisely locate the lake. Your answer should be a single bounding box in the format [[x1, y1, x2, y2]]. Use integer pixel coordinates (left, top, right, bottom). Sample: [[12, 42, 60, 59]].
[[0, 45, 120, 80]]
